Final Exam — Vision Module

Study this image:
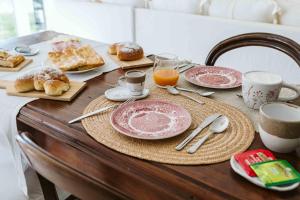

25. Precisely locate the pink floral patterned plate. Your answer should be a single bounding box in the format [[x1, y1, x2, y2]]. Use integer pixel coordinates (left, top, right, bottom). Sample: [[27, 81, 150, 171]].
[[184, 66, 242, 89], [110, 100, 192, 140]]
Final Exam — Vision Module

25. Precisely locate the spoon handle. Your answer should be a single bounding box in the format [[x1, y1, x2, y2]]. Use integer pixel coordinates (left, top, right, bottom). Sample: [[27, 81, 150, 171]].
[[187, 131, 214, 154], [180, 93, 205, 105]]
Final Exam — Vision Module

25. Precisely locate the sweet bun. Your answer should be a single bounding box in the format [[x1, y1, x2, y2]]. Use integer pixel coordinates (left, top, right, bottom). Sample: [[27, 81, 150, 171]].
[[14, 74, 34, 92], [15, 67, 70, 96], [117, 43, 144, 61], [33, 68, 69, 91], [43, 80, 70, 96], [108, 43, 119, 55], [33, 73, 48, 91]]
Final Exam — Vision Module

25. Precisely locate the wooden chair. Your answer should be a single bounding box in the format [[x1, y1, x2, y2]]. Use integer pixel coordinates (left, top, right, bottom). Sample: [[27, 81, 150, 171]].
[[17, 132, 126, 200], [205, 32, 300, 67]]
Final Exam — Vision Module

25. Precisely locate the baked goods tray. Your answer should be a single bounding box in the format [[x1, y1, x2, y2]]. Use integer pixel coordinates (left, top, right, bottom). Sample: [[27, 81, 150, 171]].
[[0, 59, 32, 72], [0, 80, 86, 101], [109, 55, 154, 69]]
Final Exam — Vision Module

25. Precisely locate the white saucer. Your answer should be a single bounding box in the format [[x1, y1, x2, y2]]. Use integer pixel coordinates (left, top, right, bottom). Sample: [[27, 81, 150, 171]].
[[230, 156, 299, 191], [105, 87, 150, 102], [14, 47, 39, 56]]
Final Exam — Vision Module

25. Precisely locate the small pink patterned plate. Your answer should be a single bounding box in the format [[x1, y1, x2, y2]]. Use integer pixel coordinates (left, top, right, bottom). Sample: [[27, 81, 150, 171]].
[[110, 100, 192, 140], [184, 66, 242, 89]]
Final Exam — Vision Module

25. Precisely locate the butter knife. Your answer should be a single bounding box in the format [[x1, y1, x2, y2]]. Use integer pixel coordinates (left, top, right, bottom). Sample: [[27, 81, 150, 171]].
[[175, 113, 221, 151]]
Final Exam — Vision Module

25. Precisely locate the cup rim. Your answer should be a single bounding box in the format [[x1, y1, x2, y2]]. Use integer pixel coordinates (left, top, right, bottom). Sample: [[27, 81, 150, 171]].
[[154, 53, 178, 61], [125, 70, 146, 77], [259, 102, 300, 123], [243, 70, 282, 86]]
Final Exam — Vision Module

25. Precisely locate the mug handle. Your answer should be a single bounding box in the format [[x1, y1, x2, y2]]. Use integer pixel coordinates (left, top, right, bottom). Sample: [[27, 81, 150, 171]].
[[278, 82, 300, 102], [118, 76, 127, 87]]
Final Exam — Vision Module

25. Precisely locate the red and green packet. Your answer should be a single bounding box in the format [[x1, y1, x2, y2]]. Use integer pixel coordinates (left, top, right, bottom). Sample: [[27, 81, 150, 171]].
[[234, 149, 276, 177], [250, 160, 300, 187]]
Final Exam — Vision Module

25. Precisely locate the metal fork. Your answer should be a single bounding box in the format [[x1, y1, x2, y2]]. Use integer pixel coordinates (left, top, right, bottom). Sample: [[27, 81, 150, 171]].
[[68, 98, 135, 124]]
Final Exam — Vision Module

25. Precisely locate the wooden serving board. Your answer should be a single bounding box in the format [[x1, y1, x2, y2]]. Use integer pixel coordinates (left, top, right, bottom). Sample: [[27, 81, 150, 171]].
[[0, 80, 11, 89], [109, 55, 154, 69], [4, 81, 86, 101], [0, 59, 32, 72]]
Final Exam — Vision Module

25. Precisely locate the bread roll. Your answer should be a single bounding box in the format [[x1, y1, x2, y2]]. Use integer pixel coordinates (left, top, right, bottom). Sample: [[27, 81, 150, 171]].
[[33, 68, 70, 91], [15, 67, 71, 96], [14, 74, 34, 92], [108, 43, 119, 55], [117, 43, 144, 61], [43, 80, 70, 96]]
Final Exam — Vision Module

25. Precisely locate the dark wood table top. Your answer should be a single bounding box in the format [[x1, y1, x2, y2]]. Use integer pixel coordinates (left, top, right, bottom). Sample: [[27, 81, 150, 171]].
[[3, 31, 299, 200]]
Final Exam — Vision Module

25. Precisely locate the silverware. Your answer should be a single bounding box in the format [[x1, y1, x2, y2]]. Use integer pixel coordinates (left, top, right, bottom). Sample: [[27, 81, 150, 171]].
[[179, 64, 195, 73], [68, 98, 135, 124], [175, 113, 221, 151], [236, 93, 243, 98], [187, 115, 229, 154], [175, 87, 215, 97], [167, 86, 205, 105]]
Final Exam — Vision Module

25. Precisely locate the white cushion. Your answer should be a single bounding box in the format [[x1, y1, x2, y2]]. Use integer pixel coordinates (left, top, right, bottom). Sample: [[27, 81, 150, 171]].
[[100, 0, 145, 8], [199, 0, 280, 24], [150, 0, 201, 14], [277, 0, 300, 27]]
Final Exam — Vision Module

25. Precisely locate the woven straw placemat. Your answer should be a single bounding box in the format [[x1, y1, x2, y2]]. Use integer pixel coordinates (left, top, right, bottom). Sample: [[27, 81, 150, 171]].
[[82, 87, 255, 165]]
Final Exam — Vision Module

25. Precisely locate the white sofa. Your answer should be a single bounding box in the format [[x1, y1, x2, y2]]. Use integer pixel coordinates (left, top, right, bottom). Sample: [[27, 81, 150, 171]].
[[43, 0, 300, 83]]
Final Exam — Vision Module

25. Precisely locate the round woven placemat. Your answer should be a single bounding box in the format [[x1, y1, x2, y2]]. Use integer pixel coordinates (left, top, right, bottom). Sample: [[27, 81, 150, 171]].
[[82, 88, 255, 165]]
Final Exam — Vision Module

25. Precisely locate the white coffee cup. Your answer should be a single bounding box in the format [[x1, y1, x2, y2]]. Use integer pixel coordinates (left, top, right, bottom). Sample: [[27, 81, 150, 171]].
[[259, 103, 300, 154], [242, 71, 300, 109], [118, 70, 146, 96]]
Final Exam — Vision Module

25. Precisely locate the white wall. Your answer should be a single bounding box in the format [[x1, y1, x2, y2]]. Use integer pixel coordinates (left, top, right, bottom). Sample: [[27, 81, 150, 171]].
[[135, 9, 300, 84], [44, 0, 135, 43]]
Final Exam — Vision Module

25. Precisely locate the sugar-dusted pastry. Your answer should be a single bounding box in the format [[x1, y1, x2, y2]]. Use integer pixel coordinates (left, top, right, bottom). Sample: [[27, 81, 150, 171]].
[[0, 50, 25, 68], [48, 47, 86, 71], [14, 67, 70, 96], [108, 43, 120, 55], [108, 42, 144, 61], [48, 45, 105, 71], [43, 80, 70, 96], [52, 38, 81, 52], [14, 73, 35, 92], [33, 68, 69, 91], [76, 45, 105, 68]]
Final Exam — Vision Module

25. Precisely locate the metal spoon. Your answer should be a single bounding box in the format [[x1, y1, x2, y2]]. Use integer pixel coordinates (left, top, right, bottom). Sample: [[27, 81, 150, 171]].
[[187, 115, 229, 154], [175, 87, 215, 97], [167, 86, 205, 105]]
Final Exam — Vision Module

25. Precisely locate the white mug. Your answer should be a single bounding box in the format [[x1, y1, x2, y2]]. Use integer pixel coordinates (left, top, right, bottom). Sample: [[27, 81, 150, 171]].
[[242, 71, 300, 109], [259, 103, 300, 154]]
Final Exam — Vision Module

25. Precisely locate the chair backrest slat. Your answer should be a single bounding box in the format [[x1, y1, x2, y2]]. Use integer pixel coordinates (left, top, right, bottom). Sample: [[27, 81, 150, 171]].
[[205, 32, 300, 67]]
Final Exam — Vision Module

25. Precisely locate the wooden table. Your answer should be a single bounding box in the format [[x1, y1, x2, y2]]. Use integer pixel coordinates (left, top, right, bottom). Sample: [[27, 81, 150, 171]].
[[2, 31, 299, 200]]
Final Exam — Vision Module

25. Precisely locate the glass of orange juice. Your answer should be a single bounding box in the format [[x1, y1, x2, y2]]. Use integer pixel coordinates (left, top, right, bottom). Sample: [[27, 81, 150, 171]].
[[153, 53, 179, 87]]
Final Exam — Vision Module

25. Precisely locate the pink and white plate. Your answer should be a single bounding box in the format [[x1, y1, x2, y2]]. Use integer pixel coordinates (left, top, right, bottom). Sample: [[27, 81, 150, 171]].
[[184, 65, 242, 89], [110, 100, 192, 140]]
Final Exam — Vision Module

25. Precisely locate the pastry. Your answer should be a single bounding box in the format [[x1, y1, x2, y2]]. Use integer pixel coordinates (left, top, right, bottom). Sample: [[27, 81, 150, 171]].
[[33, 68, 69, 91], [108, 43, 120, 55], [0, 50, 25, 68], [14, 74, 35, 93], [43, 80, 70, 96], [14, 67, 70, 96], [48, 45, 105, 71], [52, 38, 81, 52], [108, 42, 144, 61], [76, 45, 105, 68]]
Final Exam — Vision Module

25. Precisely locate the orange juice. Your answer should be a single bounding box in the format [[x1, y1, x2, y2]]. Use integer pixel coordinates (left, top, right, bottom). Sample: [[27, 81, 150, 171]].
[[153, 69, 179, 86]]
